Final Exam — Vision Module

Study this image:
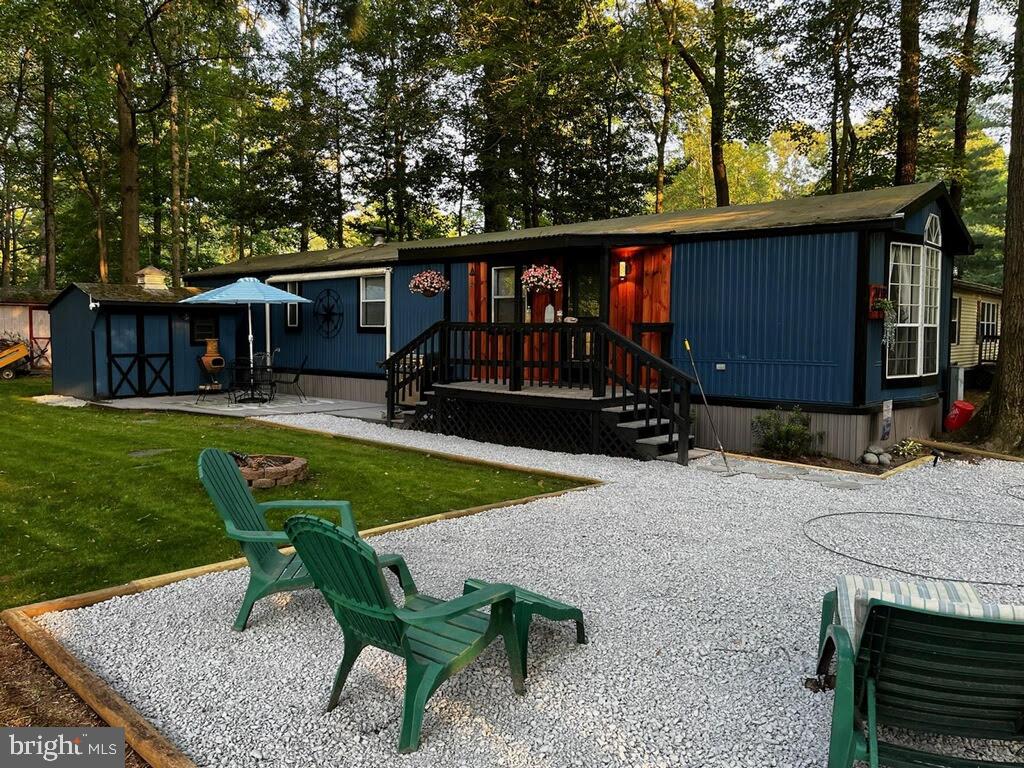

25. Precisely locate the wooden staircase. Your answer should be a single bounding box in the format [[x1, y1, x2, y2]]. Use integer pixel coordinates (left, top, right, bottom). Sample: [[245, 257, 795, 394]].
[[383, 322, 697, 464]]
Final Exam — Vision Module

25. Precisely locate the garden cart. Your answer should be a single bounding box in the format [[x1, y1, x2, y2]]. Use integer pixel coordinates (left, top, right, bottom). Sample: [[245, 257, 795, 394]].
[[0, 341, 30, 380]]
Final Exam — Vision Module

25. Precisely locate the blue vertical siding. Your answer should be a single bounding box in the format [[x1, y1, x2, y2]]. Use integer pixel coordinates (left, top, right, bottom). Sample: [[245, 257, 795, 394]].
[[267, 276, 385, 375], [50, 291, 96, 399], [449, 263, 469, 321], [391, 263, 447, 348], [670, 232, 859, 404]]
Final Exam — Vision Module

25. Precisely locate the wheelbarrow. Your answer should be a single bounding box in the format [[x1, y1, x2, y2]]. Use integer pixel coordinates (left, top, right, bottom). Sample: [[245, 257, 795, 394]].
[[0, 342, 30, 380]]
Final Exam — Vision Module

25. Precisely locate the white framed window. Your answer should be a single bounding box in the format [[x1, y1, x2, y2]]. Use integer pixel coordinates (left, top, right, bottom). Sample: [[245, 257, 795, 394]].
[[886, 239, 941, 378], [285, 281, 300, 328], [491, 266, 516, 322], [950, 296, 961, 345], [978, 301, 999, 340], [360, 275, 386, 328], [925, 213, 942, 247]]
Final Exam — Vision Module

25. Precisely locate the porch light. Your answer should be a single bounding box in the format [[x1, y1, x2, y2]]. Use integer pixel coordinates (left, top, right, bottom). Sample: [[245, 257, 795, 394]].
[[618, 259, 631, 280]]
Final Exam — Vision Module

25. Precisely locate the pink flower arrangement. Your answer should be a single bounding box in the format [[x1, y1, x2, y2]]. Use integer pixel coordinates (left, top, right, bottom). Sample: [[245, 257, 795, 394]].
[[521, 264, 562, 293], [408, 269, 450, 297]]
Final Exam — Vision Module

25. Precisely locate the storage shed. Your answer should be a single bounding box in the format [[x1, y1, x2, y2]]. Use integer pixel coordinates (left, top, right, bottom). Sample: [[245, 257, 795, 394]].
[[49, 271, 239, 400], [0, 287, 58, 369]]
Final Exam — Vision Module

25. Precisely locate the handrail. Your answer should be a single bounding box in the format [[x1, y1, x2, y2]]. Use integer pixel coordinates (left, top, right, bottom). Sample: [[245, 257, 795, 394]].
[[382, 320, 694, 464]]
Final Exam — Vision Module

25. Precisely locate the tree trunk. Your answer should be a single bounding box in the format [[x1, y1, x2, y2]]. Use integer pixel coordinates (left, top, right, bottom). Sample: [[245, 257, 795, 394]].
[[116, 63, 140, 281], [2, 175, 12, 287], [976, 0, 1024, 451], [97, 146, 109, 283], [709, 0, 729, 206], [169, 79, 182, 287], [181, 92, 190, 276], [950, 0, 980, 215], [478, 62, 509, 232], [151, 123, 163, 267], [41, 50, 57, 290], [894, 0, 921, 185], [655, 53, 671, 213]]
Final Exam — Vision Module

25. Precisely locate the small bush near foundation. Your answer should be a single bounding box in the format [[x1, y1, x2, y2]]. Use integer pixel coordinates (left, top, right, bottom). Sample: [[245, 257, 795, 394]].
[[752, 407, 823, 459]]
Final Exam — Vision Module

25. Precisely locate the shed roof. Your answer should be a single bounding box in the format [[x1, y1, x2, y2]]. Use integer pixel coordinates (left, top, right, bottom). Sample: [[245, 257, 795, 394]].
[[50, 282, 208, 308], [189, 181, 969, 279], [0, 287, 61, 306], [953, 278, 1002, 298]]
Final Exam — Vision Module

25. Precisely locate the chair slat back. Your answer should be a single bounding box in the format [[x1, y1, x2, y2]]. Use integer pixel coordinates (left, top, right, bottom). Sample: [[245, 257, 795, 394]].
[[198, 448, 282, 572], [285, 514, 404, 654], [857, 605, 1024, 741]]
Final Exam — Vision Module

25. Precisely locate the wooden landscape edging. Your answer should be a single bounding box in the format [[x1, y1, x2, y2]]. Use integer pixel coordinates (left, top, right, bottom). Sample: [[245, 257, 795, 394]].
[[916, 438, 1024, 463], [2, 461, 600, 768], [721, 451, 934, 479]]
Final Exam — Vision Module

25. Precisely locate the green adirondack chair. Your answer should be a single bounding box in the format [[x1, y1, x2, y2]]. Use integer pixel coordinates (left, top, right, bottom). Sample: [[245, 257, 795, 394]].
[[284, 514, 526, 753], [198, 448, 353, 631], [817, 589, 1024, 768]]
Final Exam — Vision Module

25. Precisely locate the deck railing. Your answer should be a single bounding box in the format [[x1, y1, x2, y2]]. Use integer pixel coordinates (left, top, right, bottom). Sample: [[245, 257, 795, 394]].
[[383, 321, 696, 464], [979, 334, 1000, 366]]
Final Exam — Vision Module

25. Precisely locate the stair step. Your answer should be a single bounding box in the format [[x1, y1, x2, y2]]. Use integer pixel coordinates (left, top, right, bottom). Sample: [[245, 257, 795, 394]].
[[602, 403, 654, 416], [617, 418, 670, 430], [656, 447, 713, 462]]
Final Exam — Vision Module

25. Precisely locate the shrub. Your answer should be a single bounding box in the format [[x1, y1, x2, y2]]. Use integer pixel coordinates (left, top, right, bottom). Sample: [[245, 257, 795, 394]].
[[751, 406, 823, 459]]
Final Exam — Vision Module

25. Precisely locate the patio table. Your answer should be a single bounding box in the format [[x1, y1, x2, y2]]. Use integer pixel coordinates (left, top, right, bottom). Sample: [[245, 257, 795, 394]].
[[232, 360, 275, 404]]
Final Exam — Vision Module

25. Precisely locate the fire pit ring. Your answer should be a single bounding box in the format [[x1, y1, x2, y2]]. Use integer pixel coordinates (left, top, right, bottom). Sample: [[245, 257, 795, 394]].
[[232, 453, 309, 489]]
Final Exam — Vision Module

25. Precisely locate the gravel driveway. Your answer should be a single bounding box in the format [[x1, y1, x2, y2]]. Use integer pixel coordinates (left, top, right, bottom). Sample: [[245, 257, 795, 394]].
[[38, 415, 1024, 767]]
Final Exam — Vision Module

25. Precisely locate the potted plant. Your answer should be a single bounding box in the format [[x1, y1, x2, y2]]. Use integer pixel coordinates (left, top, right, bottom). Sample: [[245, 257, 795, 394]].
[[873, 297, 897, 347], [520, 264, 562, 294], [408, 269, 450, 298]]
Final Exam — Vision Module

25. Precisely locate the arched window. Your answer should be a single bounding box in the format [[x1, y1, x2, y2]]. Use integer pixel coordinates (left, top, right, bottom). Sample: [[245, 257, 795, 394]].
[[925, 213, 942, 247]]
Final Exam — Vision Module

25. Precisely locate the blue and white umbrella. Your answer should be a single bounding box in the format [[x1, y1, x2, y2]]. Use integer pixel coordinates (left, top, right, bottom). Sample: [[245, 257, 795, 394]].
[[180, 277, 310, 371]]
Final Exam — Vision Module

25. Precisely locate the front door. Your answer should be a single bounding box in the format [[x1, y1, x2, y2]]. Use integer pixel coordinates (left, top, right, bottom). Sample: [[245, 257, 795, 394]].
[[107, 313, 174, 397]]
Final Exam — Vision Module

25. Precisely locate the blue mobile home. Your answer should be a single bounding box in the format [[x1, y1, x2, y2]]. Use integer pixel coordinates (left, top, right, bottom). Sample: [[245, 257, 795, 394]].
[[185, 182, 970, 462], [50, 270, 239, 400]]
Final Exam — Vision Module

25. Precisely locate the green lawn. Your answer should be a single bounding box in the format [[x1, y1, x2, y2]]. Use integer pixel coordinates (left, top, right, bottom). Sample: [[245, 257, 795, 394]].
[[0, 378, 580, 609]]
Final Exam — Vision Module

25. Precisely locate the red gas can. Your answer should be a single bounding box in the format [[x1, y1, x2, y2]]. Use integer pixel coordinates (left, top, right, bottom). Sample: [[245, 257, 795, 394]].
[[944, 400, 976, 432]]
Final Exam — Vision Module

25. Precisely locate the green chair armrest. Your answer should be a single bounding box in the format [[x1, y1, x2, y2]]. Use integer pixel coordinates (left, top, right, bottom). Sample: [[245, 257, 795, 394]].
[[258, 500, 355, 531], [378, 553, 418, 596], [224, 523, 290, 546], [396, 584, 516, 625]]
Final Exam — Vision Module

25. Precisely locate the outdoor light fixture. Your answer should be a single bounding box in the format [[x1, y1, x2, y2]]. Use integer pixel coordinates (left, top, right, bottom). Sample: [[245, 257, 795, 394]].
[[618, 260, 630, 280]]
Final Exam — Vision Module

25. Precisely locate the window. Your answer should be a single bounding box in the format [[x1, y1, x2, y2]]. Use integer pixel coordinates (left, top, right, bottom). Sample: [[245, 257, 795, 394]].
[[950, 296, 961, 345], [285, 281, 301, 329], [360, 275, 386, 328], [189, 312, 218, 345], [886, 240, 941, 378], [978, 301, 999, 340], [925, 213, 942, 247], [491, 266, 516, 322]]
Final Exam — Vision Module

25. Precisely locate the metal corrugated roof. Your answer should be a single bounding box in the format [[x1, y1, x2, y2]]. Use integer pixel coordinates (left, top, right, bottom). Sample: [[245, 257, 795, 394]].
[[189, 182, 958, 279]]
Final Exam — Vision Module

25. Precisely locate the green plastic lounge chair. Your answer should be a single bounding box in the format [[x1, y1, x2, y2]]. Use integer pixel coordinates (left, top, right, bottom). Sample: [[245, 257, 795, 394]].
[[284, 514, 527, 753], [198, 447, 353, 631], [463, 577, 586, 678], [816, 576, 1024, 768]]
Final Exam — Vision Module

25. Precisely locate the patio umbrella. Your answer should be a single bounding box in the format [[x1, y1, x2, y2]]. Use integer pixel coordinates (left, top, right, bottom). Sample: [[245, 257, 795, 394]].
[[180, 277, 310, 370]]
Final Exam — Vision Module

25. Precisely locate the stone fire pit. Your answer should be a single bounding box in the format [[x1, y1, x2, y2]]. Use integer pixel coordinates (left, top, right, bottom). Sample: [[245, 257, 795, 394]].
[[232, 453, 309, 489]]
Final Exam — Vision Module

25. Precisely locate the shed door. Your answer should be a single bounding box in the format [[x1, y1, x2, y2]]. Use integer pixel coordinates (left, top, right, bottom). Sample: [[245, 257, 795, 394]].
[[29, 308, 51, 368], [107, 313, 173, 397]]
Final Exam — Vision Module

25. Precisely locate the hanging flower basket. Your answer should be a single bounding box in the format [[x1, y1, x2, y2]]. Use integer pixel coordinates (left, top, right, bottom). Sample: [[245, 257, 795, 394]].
[[408, 269, 449, 297], [521, 264, 562, 293], [873, 297, 897, 348]]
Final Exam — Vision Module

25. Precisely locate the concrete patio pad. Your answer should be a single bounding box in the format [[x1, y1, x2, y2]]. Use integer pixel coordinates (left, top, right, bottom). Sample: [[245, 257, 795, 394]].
[[94, 393, 386, 422]]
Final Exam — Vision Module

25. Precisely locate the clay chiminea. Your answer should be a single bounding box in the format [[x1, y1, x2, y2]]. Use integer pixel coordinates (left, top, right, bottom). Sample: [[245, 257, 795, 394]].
[[201, 338, 225, 373]]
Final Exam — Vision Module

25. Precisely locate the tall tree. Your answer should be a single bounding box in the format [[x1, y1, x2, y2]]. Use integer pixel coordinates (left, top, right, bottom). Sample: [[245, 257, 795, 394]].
[[894, 0, 922, 184], [40, 48, 56, 289], [974, 0, 1024, 450], [950, 0, 981, 213]]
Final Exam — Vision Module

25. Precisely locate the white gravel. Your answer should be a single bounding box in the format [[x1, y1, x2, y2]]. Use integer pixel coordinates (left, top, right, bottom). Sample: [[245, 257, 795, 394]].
[[37, 414, 1024, 767]]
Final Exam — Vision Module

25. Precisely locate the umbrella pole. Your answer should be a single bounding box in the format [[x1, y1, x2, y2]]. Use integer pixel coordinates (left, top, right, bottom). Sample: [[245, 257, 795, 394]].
[[247, 303, 254, 372]]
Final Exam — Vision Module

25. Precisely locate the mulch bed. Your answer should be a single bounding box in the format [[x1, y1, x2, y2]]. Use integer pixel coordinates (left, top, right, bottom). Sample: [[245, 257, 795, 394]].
[[0, 625, 148, 767]]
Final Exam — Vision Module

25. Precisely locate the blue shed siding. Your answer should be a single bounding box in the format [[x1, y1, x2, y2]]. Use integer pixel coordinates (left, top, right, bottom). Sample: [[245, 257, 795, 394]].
[[266, 276, 385, 375], [50, 291, 96, 399], [670, 232, 859, 405]]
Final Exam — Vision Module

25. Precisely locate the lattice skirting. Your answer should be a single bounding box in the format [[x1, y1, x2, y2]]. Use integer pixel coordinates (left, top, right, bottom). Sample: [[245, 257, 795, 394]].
[[407, 394, 640, 459]]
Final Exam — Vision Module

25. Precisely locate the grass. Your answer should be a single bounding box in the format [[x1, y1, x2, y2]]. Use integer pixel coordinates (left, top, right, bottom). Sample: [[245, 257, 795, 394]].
[[0, 377, 582, 609]]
